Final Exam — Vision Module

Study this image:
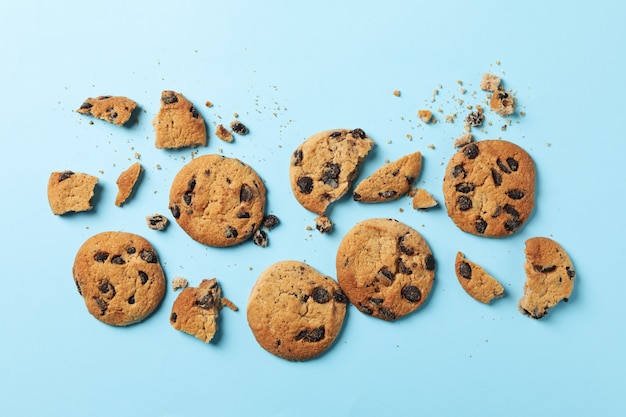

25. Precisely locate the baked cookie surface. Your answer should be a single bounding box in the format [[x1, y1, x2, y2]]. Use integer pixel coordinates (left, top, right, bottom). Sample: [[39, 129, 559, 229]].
[[336, 218, 435, 321], [455, 252, 504, 304], [247, 260, 347, 361], [47, 171, 98, 215], [519, 237, 576, 319], [153, 90, 206, 149], [72, 231, 166, 326], [115, 162, 142, 206], [77, 95, 137, 126], [169, 154, 266, 247], [353, 151, 422, 203], [289, 129, 374, 215], [442, 140, 535, 237]]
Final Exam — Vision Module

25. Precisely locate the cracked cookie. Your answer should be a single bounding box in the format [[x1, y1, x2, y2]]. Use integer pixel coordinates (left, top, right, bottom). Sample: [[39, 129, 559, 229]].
[[169, 154, 266, 247], [455, 252, 504, 304], [72, 231, 166, 326], [76, 95, 137, 126], [519, 237, 576, 319], [336, 218, 435, 321], [153, 90, 206, 149], [353, 151, 422, 203], [47, 170, 99, 215], [289, 129, 374, 215], [247, 260, 347, 361], [442, 140, 535, 237], [115, 162, 142, 206]]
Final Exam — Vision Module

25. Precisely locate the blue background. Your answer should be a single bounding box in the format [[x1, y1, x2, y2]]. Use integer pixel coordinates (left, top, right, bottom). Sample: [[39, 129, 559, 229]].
[[1, 1, 624, 416]]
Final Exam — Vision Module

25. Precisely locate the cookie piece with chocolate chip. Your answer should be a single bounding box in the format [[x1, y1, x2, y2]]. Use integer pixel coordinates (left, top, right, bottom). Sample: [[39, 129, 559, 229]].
[[115, 162, 142, 206], [455, 252, 504, 304], [76, 95, 137, 126], [169, 154, 266, 247], [336, 218, 436, 321], [247, 261, 347, 361], [519, 237, 576, 319], [170, 278, 237, 343], [47, 171, 99, 215], [353, 152, 422, 203], [153, 90, 207, 149], [289, 129, 375, 215], [442, 140, 536, 237], [72, 232, 166, 326]]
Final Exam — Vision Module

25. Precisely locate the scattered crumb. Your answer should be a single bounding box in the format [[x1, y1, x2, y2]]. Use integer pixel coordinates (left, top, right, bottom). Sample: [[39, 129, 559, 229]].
[[215, 124, 234, 142], [230, 120, 249, 135], [146, 214, 168, 230], [406, 134, 412, 140], [501, 125, 507, 131], [399, 207, 404, 213], [445, 114, 456, 123], [134, 152, 141, 159], [386, 139, 392, 144], [205, 101, 213, 107], [393, 90, 401, 97], [520, 111, 526, 117], [233, 112, 239, 118], [172, 276, 189, 291], [155, 164, 161, 170], [464, 110, 485, 127], [222, 298, 239, 312], [454, 132, 474, 148], [480, 73, 501, 92], [427, 144, 435, 150], [305, 225, 313, 231], [418, 110, 433, 123], [546, 142, 551, 147], [412, 188, 438, 210], [314, 216, 333, 234], [490, 87, 515, 117]]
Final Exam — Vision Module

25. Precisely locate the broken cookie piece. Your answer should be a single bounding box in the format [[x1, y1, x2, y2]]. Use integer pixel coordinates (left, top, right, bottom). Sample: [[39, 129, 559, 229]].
[[455, 252, 504, 304], [353, 152, 422, 203], [170, 278, 237, 343], [47, 171, 99, 215], [314, 215, 333, 234], [518, 237, 576, 319], [490, 86, 516, 117], [115, 162, 142, 206], [411, 188, 438, 210], [418, 109, 433, 123], [153, 90, 207, 149], [172, 276, 189, 291], [215, 124, 233, 142], [77, 95, 137, 126], [480, 73, 501, 92], [146, 214, 168, 230]]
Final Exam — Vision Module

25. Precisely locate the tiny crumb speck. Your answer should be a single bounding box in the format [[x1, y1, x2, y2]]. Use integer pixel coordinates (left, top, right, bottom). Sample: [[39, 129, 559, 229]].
[[393, 90, 401, 97]]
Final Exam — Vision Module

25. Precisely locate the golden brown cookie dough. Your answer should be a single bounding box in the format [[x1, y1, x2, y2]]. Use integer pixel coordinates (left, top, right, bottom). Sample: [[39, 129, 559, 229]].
[[455, 252, 504, 304], [47, 171, 98, 215], [519, 237, 576, 319], [115, 162, 142, 206], [77, 95, 137, 126], [353, 152, 422, 203], [153, 91, 207, 149]]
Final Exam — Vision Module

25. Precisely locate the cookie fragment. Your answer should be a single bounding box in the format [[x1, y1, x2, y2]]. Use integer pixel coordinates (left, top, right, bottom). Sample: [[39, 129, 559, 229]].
[[230, 120, 249, 135], [518, 237, 576, 319], [146, 214, 168, 230], [77, 95, 137, 126], [115, 162, 142, 206], [480, 73, 501, 92], [353, 152, 422, 203], [490, 87, 516, 117], [418, 110, 433, 123], [314, 215, 333, 234], [411, 188, 438, 210], [170, 278, 236, 343], [454, 252, 504, 304], [47, 171, 99, 215], [153, 91, 207, 149], [215, 124, 233, 142], [172, 276, 189, 291]]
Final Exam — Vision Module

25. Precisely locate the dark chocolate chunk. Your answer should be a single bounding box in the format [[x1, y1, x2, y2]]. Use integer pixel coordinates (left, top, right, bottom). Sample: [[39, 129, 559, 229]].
[[262, 214, 280, 229], [240, 184, 254, 202], [189, 105, 199, 119], [506, 189, 525, 200], [183, 191, 193, 205], [398, 235, 415, 255], [110, 255, 125, 265], [464, 112, 484, 128], [170, 204, 181, 219], [252, 229, 268, 247], [297, 176, 314, 194], [94, 251, 109, 263], [333, 289, 348, 303], [532, 264, 557, 273], [295, 327, 326, 342], [98, 281, 116, 296], [162, 92, 178, 104], [98, 96, 112, 100], [496, 158, 511, 174], [452, 164, 466, 179], [329, 131, 342, 138], [74, 280, 82, 295], [231, 121, 249, 135], [475, 218, 488, 234], [293, 149, 303, 166], [138, 271, 149, 285], [458, 261, 472, 279], [378, 308, 396, 321], [379, 190, 397, 199], [358, 304, 373, 315], [396, 258, 413, 275], [170, 312, 177, 323], [196, 293, 215, 310], [455, 183, 475, 193], [503, 204, 520, 218], [369, 297, 384, 305], [126, 246, 136, 254], [237, 212, 251, 219], [463, 143, 480, 159], [353, 192, 362, 201], [566, 267, 576, 279], [506, 157, 519, 171], [79, 102, 93, 110], [401, 285, 421, 303], [147, 214, 168, 230], [187, 178, 196, 191], [425, 254, 436, 271], [59, 171, 74, 181], [225, 226, 238, 239], [377, 266, 394, 282], [312, 287, 331, 304], [128, 295, 135, 305], [504, 218, 522, 232], [349, 128, 366, 139], [491, 168, 503, 186], [140, 250, 158, 263], [457, 195, 473, 211], [322, 162, 341, 188], [93, 297, 108, 315]]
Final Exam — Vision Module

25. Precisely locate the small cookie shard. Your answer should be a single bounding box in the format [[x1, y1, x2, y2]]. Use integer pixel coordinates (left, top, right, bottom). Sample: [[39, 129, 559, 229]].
[[480, 73, 501, 92], [314, 215, 333, 234], [289, 129, 375, 215], [418, 110, 433, 123], [412, 188, 438, 210], [454, 132, 474, 148], [215, 124, 233, 142], [454, 252, 504, 304], [153, 91, 207, 149], [490, 87, 516, 117], [247, 261, 347, 361], [353, 152, 422, 203], [172, 276, 189, 291], [519, 237, 576, 319], [47, 171, 98, 215], [146, 214, 168, 230], [115, 162, 142, 206], [170, 278, 236, 343], [77, 95, 137, 126]]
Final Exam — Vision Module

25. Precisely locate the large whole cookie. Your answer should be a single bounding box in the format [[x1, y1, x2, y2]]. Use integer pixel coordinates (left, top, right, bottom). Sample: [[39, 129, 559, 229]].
[[247, 261, 347, 361], [169, 154, 266, 247], [442, 140, 536, 237], [289, 129, 375, 215], [336, 218, 435, 321], [72, 232, 166, 326]]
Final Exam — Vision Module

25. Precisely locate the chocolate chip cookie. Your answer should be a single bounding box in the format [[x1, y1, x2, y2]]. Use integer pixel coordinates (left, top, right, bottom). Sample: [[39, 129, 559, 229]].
[[455, 252, 504, 304], [289, 129, 375, 215], [153, 90, 207, 149], [519, 237, 576, 319], [72, 231, 166, 326], [169, 154, 266, 247], [336, 218, 435, 321], [47, 170, 99, 215], [353, 151, 422, 203], [247, 261, 347, 361], [76, 95, 137, 126], [442, 140, 536, 237]]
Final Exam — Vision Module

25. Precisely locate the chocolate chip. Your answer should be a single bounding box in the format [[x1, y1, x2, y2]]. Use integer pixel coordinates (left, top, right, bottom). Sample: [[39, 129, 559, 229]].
[[475, 218, 488, 234], [491, 168, 503, 186], [312, 287, 331, 304], [293, 149, 303, 165], [74, 280, 82, 295], [378, 308, 396, 321], [183, 191, 193, 206], [452, 164, 466, 179], [455, 183, 474, 193], [398, 235, 415, 255], [170, 312, 177, 323], [322, 162, 341, 188], [353, 192, 362, 201], [237, 212, 251, 218], [533, 264, 557, 273], [329, 131, 342, 138], [496, 158, 511, 174], [196, 293, 215, 309], [463, 143, 480, 159], [459, 261, 472, 279], [566, 267, 576, 279], [140, 250, 157, 263], [297, 176, 314, 194], [128, 295, 135, 304], [225, 226, 238, 239], [110, 255, 125, 265], [262, 214, 279, 229], [457, 195, 473, 211], [301, 294, 310, 303], [401, 285, 421, 303], [377, 266, 394, 282], [98, 96, 111, 100], [506, 189, 525, 199], [379, 190, 397, 199], [504, 218, 522, 232], [162, 92, 178, 104], [190, 105, 199, 119], [252, 229, 268, 247], [187, 178, 196, 191], [358, 304, 373, 315], [93, 297, 108, 315], [230, 121, 249, 135], [240, 184, 254, 202], [98, 281, 115, 296], [506, 157, 519, 171], [369, 297, 384, 305], [333, 289, 348, 303], [492, 206, 502, 218], [79, 102, 93, 110], [138, 271, 149, 285], [295, 327, 325, 342], [349, 128, 366, 139], [108, 111, 118, 120], [170, 204, 181, 219], [59, 171, 74, 181], [396, 258, 413, 275], [503, 204, 520, 218], [425, 254, 435, 271], [126, 246, 136, 254], [94, 252, 109, 262]]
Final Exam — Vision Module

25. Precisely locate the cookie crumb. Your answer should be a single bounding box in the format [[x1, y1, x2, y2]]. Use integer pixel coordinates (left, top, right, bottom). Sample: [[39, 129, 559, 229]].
[[490, 87, 516, 117], [464, 110, 485, 127], [215, 124, 234, 142], [172, 276, 189, 291], [252, 229, 269, 247], [393, 90, 401, 97], [454, 132, 474, 148], [427, 144, 435, 149], [480, 73, 501, 92], [146, 213, 168, 230], [418, 110, 433, 123], [230, 120, 249, 135], [314, 216, 333, 234], [205, 101, 213, 107]]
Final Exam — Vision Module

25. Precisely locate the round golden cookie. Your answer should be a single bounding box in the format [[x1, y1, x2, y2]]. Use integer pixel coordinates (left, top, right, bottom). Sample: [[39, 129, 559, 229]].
[[336, 218, 435, 321], [247, 261, 347, 361], [289, 129, 375, 215], [72, 232, 166, 326], [169, 154, 266, 247], [442, 140, 536, 237]]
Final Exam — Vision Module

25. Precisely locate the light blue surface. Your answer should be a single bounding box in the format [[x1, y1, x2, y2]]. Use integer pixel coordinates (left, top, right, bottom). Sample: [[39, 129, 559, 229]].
[[1, 1, 625, 416]]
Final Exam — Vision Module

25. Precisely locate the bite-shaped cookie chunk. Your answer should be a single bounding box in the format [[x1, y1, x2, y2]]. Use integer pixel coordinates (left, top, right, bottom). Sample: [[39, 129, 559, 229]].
[[47, 171, 98, 215], [289, 129, 375, 215], [77, 95, 137, 126], [72, 232, 166, 326], [490, 87, 515, 117], [153, 90, 206, 149], [247, 261, 347, 361], [336, 218, 435, 321], [115, 162, 142, 206], [411, 188, 438, 210], [353, 152, 422, 203], [455, 252, 504, 304], [170, 278, 237, 343], [519, 237, 576, 319], [169, 154, 266, 247], [442, 140, 536, 237]]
